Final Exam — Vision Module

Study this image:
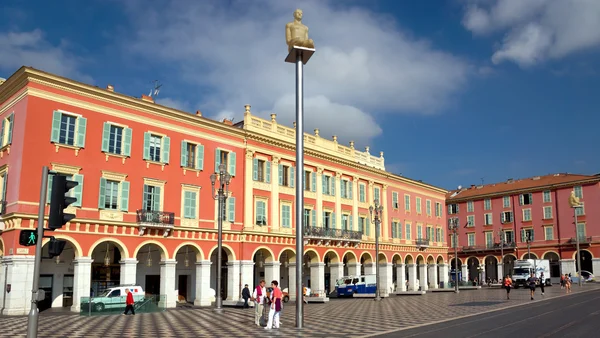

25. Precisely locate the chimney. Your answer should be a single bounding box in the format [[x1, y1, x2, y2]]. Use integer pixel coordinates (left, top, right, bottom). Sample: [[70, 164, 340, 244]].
[[106, 84, 114, 92], [195, 110, 202, 117], [222, 119, 233, 126], [470, 184, 476, 189], [141, 94, 154, 103]]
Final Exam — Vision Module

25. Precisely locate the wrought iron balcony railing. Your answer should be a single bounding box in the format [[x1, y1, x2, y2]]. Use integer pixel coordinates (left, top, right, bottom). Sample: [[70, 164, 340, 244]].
[[415, 238, 430, 247], [136, 210, 175, 226], [461, 242, 516, 253], [303, 226, 362, 241], [569, 236, 592, 244]]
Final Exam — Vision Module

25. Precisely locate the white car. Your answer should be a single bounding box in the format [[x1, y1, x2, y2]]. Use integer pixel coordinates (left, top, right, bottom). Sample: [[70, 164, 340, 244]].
[[87, 286, 145, 312], [570, 270, 595, 284]]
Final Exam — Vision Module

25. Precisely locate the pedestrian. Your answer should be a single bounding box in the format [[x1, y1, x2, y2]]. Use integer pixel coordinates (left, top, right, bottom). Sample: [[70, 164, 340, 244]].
[[123, 288, 135, 315], [242, 284, 251, 309], [252, 280, 266, 326], [560, 274, 565, 289], [565, 275, 572, 294], [527, 273, 537, 300], [265, 280, 282, 330], [302, 283, 308, 304], [539, 272, 545, 295], [503, 274, 512, 300]]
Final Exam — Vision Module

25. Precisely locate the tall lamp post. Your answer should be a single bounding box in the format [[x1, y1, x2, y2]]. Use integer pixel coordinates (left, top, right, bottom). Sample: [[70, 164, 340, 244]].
[[569, 190, 584, 287], [448, 218, 460, 293], [498, 229, 505, 279], [210, 163, 231, 310], [369, 199, 383, 301]]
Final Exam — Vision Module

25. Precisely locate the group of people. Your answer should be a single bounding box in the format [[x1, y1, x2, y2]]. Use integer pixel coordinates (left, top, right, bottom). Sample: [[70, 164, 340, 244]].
[[560, 273, 572, 293], [502, 272, 547, 300], [241, 279, 284, 330]]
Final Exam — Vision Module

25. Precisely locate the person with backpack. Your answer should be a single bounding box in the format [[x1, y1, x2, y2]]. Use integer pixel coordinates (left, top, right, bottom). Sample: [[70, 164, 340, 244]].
[[251, 280, 266, 327], [503, 274, 512, 300]]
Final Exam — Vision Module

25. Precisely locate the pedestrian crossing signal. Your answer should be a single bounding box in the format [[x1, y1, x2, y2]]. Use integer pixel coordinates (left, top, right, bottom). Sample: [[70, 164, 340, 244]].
[[19, 230, 38, 246]]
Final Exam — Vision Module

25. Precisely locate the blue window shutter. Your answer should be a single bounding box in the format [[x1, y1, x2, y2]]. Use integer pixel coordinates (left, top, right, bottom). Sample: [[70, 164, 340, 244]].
[[75, 116, 86, 147], [46, 175, 54, 204], [311, 209, 316, 227], [332, 212, 336, 228], [349, 182, 353, 199], [311, 172, 316, 192], [143, 132, 151, 160], [215, 149, 221, 172], [278, 164, 283, 185], [228, 152, 236, 176], [6, 114, 13, 145], [119, 181, 130, 212], [265, 161, 271, 183], [180, 141, 188, 167], [73, 174, 84, 207], [290, 166, 295, 187], [123, 128, 132, 156], [322, 211, 326, 227], [322, 175, 326, 193], [350, 216, 353, 230], [228, 197, 235, 222], [51, 111, 61, 143], [331, 177, 336, 196], [162, 136, 170, 164], [98, 177, 106, 209], [253, 158, 258, 181], [196, 144, 204, 170]]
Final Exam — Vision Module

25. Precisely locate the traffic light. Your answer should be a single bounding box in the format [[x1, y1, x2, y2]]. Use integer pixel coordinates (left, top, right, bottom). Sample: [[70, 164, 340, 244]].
[[48, 175, 78, 231], [47, 238, 66, 258], [19, 230, 38, 246]]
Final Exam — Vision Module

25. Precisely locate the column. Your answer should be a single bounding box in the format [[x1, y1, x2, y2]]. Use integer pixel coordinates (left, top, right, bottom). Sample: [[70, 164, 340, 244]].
[[288, 263, 297, 300], [119, 259, 138, 286], [194, 260, 212, 306], [159, 259, 177, 308], [264, 261, 281, 285], [419, 264, 428, 291], [380, 263, 393, 296], [397, 263, 406, 292], [408, 264, 418, 291], [428, 264, 438, 289], [439, 263, 449, 288], [227, 261, 241, 300], [316, 167, 324, 226], [329, 262, 344, 293], [244, 150, 254, 229], [0, 256, 35, 315], [352, 176, 359, 233], [347, 262, 361, 276], [71, 257, 93, 312], [239, 260, 254, 291], [497, 264, 504, 280], [381, 185, 389, 239], [461, 264, 468, 282], [271, 157, 280, 230], [310, 263, 326, 296], [560, 259, 576, 276], [364, 262, 375, 275], [335, 172, 342, 229], [592, 259, 600, 276]]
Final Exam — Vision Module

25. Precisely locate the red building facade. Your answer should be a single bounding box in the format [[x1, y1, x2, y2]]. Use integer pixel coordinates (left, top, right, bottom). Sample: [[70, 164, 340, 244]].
[[446, 174, 600, 283]]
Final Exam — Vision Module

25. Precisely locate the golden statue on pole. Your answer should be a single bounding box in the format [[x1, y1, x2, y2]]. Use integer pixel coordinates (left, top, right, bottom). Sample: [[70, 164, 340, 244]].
[[568, 190, 582, 208], [286, 9, 315, 52]]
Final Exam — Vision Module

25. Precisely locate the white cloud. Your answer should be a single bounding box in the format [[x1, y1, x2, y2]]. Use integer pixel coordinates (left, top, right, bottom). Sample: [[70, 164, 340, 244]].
[[462, 0, 600, 67], [0, 29, 91, 82], [119, 0, 469, 146]]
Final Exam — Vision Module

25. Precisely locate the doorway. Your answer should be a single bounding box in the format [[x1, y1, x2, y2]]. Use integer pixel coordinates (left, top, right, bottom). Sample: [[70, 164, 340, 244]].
[[178, 275, 188, 301], [145, 275, 160, 295], [38, 275, 53, 312]]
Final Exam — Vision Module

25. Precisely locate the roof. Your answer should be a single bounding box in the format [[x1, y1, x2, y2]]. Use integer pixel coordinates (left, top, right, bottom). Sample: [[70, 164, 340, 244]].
[[446, 173, 600, 202]]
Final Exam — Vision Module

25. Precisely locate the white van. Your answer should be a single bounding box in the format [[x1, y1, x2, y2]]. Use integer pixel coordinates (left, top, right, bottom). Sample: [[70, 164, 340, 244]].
[[90, 285, 145, 312]]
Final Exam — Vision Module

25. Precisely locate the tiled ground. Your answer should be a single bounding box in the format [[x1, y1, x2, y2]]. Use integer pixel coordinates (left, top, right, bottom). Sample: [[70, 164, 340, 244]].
[[1, 284, 598, 338]]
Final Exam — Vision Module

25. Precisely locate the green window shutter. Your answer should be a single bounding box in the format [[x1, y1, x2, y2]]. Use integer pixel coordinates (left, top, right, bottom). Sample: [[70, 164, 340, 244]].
[[215, 149, 221, 172], [161, 136, 170, 164], [366, 222, 370, 236], [290, 167, 295, 188], [75, 116, 86, 147], [190, 192, 197, 218], [311, 172, 316, 192], [119, 181, 130, 212], [255, 201, 262, 224], [260, 201, 266, 224], [183, 192, 191, 218], [322, 211, 326, 227], [392, 223, 396, 238], [123, 128, 132, 156], [332, 212, 336, 228], [152, 186, 161, 211], [196, 145, 204, 170], [349, 182, 353, 199], [340, 180, 345, 197], [7, 113, 14, 145], [98, 177, 106, 209], [143, 132, 151, 160], [73, 174, 84, 207], [180, 141, 188, 167], [278, 164, 283, 185], [51, 111, 62, 143], [228, 152, 236, 176], [265, 161, 271, 183], [331, 177, 335, 196], [228, 197, 236, 222], [253, 158, 258, 181], [0, 118, 5, 146], [46, 175, 54, 204], [311, 209, 316, 227], [322, 176, 326, 193], [399, 223, 402, 238], [282, 206, 288, 227], [349, 216, 353, 230], [101, 122, 111, 152]]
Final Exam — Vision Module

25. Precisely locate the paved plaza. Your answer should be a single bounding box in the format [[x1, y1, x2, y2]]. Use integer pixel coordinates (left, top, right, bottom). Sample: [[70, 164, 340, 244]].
[[1, 285, 599, 337]]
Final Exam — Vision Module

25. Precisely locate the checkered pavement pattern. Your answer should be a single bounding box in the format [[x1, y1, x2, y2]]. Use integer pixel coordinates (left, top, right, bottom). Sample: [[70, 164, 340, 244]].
[[1, 284, 598, 338]]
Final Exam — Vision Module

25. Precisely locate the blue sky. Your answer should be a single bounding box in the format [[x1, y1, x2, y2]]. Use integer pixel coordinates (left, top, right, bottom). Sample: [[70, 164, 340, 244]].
[[1, 0, 599, 190]]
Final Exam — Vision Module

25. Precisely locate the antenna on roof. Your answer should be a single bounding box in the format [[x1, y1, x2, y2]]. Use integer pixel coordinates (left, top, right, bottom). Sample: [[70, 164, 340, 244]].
[[149, 80, 162, 97], [480, 177, 485, 185]]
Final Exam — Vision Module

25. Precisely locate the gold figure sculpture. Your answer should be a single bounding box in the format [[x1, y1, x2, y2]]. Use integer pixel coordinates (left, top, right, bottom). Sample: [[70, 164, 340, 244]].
[[568, 191, 582, 208], [286, 9, 315, 52]]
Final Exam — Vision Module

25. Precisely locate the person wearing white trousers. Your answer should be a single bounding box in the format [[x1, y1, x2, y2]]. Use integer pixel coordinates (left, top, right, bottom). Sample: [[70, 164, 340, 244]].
[[265, 280, 282, 330]]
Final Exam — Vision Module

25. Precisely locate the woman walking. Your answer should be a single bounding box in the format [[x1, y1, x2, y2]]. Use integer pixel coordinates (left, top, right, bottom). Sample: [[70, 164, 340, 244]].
[[265, 280, 283, 330], [565, 274, 572, 294], [503, 274, 513, 300]]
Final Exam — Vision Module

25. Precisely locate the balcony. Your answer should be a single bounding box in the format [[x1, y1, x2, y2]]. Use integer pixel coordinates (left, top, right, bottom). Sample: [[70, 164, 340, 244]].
[[567, 236, 593, 245], [460, 242, 516, 253], [415, 238, 430, 250], [136, 210, 175, 237], [303, 226, 362, 247]]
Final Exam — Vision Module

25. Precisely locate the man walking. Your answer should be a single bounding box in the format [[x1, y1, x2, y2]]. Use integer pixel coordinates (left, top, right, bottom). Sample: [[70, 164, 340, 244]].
[[539, 272, 545, 295], [252, 280, 266, 326], [242, 284, 251, 309], [123, 288, 135, 315], [528, 273, 537, 300]]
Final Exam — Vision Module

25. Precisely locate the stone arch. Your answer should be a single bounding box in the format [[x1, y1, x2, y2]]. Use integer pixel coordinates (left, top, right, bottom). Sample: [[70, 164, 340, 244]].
[[436, 255, 445, 264], [87, 237, 129, 258], [392, 253, 403, 265], [0, 236, 5, 256], [572, 249, 594, 260], [521, 252, 538, 259], [543, 251, 561, 278], [173, 242, 204, 261], [341, 251, 358, 263], [405, 254, 414, 265], [377, 252, 388, 264], [323, 249, 341, 264], [303, 249, 320, 263], [483, 255, 498, 264], [133, 240, 170, 260], [542, 250, 560, 260], [277, 248, 296, 263], [250, 246, 276, 263], [426, 255, 435, 264], [41, 235, 83, 258], [503, 253, 517, 261], [359, 251, 373, 263], [207, 244, 237, 261], [466, 256, 480, 265], [415, 255, 425, 265]]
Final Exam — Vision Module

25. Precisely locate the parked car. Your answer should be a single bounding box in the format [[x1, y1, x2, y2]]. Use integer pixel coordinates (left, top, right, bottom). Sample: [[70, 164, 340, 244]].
[[570, 270, 595, 284]]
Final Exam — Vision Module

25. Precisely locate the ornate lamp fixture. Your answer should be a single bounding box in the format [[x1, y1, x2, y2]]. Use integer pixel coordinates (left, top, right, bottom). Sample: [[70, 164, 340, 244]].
[[146, 246, 153, 267], [103, 243, 111, 267]]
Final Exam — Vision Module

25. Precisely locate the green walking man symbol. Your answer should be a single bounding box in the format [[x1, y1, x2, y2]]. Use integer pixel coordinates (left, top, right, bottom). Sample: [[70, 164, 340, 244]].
[[28, 232, 36, 245]]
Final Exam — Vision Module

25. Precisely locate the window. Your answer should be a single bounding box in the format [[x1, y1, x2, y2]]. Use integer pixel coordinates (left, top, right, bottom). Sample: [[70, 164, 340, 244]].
[[416, 197, 422, 213], [404, 195, 411, 211], [505, 230, 514, 244], [484, 213, 493, 225], [50, 111, 86, 148], [374, 187, 381, 203], [426, 200, 432, 216], [143, 133, 170, 163], [360, 217, 369, 236], [501, 211, 513, 223], [519, 193, 532, 205], [484, 199, 491, 210], [523, 209, 532, 221], [435, 202, 442, 217], [450, 234, 458, 248], [448, 204, 458, 214], [279, 164, 294, 187], [226, 197, 236, 222], [98, 179, 129, 211], [467, 233, 475, 246], [391, 221, 401, 238], [521, 229, 534, 242], [435, 228, 441, 242], [304, 209, 311, 227], [405, 223, 411, 240], [340, 180, 352, 199], [281, 204, 291, 228], [101, 122, 132, 156], [392, 192, 399, 209], [359, 184, 366, 202], [322, 175, 333, 195], [467, 201, 474, 212], [215, 149, 236, 176], [342, 214, 350, 230], [46, 173, 84, 207], [427, 226, 433, 240], [575, 205, 585, 216], [503, 196, 510, 208], [467, 215, 475, 227], [180, 141, 205, 170], [544, 226, 554, 240], [576, 223, 586, 240], [304, 171, 316, 192], [543, 206, 552, 219], [143, 185, 161, 211], [543, 190, 551, 203], [485, 232, 493, 248], [183, 191, 197, 219], [417, 225, 423, 240], [255, 200, 267, 225], [574, 186, 583, 198], [253, 159, 269, 183], [323, 211, 335, 229], [0, 170, 8, 209]]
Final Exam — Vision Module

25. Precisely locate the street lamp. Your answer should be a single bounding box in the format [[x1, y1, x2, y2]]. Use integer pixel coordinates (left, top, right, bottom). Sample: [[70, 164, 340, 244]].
[[497, 229, 505, 279], [448, 218, 460, 293], [369, 199, 383, 301], [210, 163, 231, 310], [569, 190, 584, 287], [526, 233, 531, 260]]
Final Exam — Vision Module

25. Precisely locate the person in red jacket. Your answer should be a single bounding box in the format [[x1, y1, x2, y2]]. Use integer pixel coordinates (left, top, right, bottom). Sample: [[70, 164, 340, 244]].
[[123, 288, 135, 315]]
